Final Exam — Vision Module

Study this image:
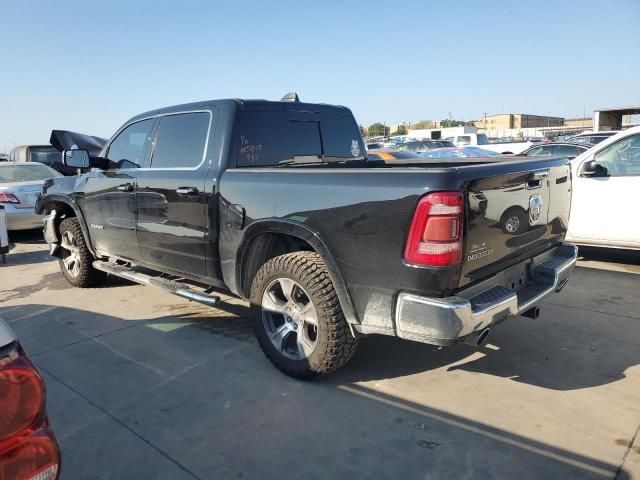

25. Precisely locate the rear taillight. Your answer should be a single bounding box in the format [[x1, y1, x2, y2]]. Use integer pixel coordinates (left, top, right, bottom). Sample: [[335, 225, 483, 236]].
[[0, 194, 20, 204], [0, 348, 59, 480], [404, 191, 464, 267], [0, 354, 44, 444], [0, 428, 59, 480]]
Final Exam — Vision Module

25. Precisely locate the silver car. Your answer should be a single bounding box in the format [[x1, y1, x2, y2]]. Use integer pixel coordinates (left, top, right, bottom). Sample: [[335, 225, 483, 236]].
[[0, 162, 62, 230]]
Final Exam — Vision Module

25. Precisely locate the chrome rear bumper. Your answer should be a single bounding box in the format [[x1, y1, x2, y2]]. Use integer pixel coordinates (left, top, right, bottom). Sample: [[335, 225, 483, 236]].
[[395, 243, 578, 345]]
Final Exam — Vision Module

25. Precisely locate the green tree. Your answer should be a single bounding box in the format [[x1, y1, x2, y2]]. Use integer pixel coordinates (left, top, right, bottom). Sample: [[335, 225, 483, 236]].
[[395, 125, 408, 135], [440, 119, 466, 128], [411, 120, 435, 129], [368, 123, 386, 137]]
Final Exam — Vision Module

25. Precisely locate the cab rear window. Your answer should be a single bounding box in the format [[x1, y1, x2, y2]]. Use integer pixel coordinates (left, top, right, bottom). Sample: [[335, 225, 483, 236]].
[[237, 110, 364, 167]]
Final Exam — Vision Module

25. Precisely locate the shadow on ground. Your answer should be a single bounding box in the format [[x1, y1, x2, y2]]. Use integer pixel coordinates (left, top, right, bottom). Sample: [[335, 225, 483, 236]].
[[1, 302, 634, 480], [579, 246, 640, 267], [7, 228, 45, 246]]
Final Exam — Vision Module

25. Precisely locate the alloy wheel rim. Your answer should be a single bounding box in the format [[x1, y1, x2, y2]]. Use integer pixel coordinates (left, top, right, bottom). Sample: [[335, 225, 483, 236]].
[[505, 216, 520, 233], [261, 278, 319, 360], [60, 230, 81, 277]]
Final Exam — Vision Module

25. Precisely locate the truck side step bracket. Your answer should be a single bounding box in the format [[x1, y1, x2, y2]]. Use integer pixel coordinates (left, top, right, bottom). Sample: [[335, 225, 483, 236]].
[[92, 261, 220, 307]]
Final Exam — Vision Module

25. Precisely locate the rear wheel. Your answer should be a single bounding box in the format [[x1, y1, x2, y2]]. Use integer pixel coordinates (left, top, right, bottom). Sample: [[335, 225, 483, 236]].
[[58, 217, 106, 287], [500, 208, 528, 235], [250, 252, 358, 379]]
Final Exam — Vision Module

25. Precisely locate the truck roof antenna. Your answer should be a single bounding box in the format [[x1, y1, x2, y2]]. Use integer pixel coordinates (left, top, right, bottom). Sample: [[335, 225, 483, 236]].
[[281, 92, 300, 102]]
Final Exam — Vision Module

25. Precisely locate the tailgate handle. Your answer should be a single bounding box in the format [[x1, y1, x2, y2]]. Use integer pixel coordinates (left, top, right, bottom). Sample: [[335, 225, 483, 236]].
[[527, 170, 548, 189], [529, 171, 548, 180]]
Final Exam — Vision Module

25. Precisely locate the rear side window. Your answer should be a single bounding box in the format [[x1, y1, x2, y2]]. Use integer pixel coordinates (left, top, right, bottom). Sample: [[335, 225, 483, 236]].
[[237, 110, 363, 167], [151, 112, 210, 169], [321, 114, 364, 161]]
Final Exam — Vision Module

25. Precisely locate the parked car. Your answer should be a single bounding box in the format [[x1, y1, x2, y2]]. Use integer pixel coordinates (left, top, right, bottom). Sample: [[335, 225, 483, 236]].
[[567, 131, 618, 145], [366, 149, 422, 160], [36, 95, 577, 379], [420, 147, 501, 158], [447, 133, 533, 154], [520, 143, 591, 160], [0, 318, 61, 479], [397, 140, 456, 154], [566, 126, 640, 250], [0, 163, 62, 230]]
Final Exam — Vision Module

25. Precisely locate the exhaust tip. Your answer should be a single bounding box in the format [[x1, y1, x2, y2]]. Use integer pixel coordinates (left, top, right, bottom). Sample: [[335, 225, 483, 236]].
[[464, 328, 490, 347], [476, 328, 490, 346], [521, 306, 540, 319]]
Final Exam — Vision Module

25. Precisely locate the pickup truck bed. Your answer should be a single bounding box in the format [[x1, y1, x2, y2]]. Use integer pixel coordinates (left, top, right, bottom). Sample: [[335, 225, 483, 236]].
[[36, 96, 577, 378], [219, 156, 574, 342]]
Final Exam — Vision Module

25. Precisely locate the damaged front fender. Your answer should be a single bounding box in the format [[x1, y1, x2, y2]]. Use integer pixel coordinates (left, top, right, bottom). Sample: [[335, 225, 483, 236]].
[[42, 210, 61, 257]]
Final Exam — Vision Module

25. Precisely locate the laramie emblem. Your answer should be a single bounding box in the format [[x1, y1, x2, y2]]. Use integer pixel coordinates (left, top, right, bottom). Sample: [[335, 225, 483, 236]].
[[529, 194, 543, 224]]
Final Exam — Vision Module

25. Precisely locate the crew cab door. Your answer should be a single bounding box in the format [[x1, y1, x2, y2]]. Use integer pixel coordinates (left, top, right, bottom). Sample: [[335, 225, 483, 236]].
[[569, 133, 640, 248], [80, 118, 156, 261], [135, 111, 212, 276]]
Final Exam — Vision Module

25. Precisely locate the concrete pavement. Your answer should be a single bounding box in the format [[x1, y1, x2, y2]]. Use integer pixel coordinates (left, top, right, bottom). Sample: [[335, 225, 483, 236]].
[[1, 230, 639, 479]]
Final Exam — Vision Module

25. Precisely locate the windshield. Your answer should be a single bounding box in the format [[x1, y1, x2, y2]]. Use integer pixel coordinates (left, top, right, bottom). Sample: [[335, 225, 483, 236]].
[[29, 147, 61, 166], [0, 164, 61, 183]]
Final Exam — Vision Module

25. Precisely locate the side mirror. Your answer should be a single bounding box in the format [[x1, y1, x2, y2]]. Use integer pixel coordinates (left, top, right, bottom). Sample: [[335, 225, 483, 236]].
[[581, 160, 608, 177], [63, 149, 90, 169]]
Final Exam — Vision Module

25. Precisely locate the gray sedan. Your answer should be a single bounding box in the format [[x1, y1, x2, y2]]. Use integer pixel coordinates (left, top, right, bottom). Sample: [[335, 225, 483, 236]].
[[0, 162, 62, 230]]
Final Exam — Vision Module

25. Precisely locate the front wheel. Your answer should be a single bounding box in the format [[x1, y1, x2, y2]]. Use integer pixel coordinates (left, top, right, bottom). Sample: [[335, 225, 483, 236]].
[[58, 217, 106, 288], [250, 252, 358, 379]]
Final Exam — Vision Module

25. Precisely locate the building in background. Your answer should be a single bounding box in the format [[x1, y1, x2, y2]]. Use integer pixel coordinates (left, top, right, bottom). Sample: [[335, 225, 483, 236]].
[[474, 113, 564, 131], [593, 107, 640, 131], [564, 117, 593, 129]]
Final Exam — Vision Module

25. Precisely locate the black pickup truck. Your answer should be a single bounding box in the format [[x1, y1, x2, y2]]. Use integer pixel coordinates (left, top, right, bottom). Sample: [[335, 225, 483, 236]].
[[36, 95, 577, 379]]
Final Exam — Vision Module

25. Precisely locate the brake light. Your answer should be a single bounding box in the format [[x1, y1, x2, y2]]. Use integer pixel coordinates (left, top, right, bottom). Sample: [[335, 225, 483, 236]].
[[0, 429, 59, 480], [0, 354, 44, 444], [404, 191, 464, 267], [0, 349, 59, 480], [0, 194, 20, 204]]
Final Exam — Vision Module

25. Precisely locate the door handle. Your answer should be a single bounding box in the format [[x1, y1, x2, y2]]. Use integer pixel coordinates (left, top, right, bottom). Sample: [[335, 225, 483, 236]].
[[176, 187, 199, 196], [116, 183, 135, 192]]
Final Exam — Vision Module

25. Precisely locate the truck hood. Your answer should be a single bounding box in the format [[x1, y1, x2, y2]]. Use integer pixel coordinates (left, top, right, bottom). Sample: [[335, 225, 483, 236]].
[[49, 130, 107, 156]]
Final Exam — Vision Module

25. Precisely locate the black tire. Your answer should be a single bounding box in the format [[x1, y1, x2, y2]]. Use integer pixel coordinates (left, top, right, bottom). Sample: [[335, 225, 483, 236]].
[[58, 217, 106, 288], [250, 252, 358, 379], [500, 208, 528, 235]]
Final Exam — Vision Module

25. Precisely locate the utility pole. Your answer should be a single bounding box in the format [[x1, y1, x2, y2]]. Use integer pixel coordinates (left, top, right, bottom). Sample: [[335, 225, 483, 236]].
[[483, 112, 488, 132]]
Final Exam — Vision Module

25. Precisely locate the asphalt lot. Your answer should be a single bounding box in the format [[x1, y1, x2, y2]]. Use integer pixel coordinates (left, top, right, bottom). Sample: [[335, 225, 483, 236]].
[[1, 230, 639, 480]]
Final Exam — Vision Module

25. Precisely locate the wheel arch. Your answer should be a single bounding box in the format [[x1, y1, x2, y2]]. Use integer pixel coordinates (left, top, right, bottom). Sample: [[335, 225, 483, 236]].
[[37, 194, 99, 257], [236, 220, 360, 325]]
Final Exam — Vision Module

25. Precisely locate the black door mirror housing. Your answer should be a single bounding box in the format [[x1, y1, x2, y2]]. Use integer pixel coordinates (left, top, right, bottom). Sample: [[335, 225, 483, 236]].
[[63, 149, 90, 169], [581, 160, 608, 177]]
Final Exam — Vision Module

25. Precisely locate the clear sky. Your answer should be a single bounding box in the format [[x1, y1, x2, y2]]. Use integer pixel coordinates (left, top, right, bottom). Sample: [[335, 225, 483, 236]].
[[1, 0, 639, 150]]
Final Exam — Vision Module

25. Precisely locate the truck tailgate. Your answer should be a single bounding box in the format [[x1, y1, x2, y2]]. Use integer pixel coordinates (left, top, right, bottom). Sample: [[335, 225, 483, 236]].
[[460, 162, 572, 288]]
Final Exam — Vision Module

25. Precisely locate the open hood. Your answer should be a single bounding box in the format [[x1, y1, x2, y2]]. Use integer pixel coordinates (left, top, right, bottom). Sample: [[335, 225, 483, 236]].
[[49, 130, 107, 156]]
